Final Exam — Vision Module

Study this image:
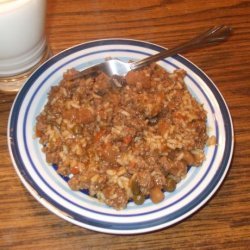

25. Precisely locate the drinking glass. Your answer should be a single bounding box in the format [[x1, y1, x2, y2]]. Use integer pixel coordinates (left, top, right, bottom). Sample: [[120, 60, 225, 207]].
[[0, 0, 51, 92]]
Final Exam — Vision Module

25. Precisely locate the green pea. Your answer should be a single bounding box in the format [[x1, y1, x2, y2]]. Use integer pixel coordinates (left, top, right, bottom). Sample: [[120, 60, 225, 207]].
[[164, 177, 176, 192], [133, 194, 145, 205]]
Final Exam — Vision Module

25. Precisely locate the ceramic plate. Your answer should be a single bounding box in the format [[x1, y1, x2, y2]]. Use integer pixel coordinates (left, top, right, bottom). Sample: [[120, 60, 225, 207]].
[[8, 39, 234, 234]]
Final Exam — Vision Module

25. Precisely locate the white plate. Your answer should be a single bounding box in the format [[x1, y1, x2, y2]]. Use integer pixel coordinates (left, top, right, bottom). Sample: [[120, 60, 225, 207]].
[[8, 39, 234, 234]]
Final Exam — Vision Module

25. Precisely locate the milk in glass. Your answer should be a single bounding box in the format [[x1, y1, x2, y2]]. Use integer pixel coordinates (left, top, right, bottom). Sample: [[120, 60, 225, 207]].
[[0, 0, 49, 91]]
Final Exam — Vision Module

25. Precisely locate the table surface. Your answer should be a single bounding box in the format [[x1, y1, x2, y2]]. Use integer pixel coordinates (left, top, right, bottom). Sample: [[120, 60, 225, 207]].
[[1, 0, 250, 249]]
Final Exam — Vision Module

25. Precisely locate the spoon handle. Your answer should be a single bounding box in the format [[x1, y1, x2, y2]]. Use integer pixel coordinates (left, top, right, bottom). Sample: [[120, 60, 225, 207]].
[[130, 25, 232, 70]]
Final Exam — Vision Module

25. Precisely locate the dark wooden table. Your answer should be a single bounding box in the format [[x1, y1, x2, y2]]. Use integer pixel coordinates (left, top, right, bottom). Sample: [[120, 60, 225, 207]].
[[1, 0, 249, 249]]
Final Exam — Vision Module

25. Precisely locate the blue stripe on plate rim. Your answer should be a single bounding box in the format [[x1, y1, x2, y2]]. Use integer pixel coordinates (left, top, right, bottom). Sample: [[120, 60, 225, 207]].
[[8, 39, 234, 233]]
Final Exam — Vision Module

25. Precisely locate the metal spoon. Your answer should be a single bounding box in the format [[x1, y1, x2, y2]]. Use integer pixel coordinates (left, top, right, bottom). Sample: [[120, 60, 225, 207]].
[[68, 25, 232, 85]]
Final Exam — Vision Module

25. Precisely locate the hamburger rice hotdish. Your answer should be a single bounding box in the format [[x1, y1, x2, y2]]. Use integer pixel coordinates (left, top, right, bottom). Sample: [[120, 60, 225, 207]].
[[35, 63, 216, 210]]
